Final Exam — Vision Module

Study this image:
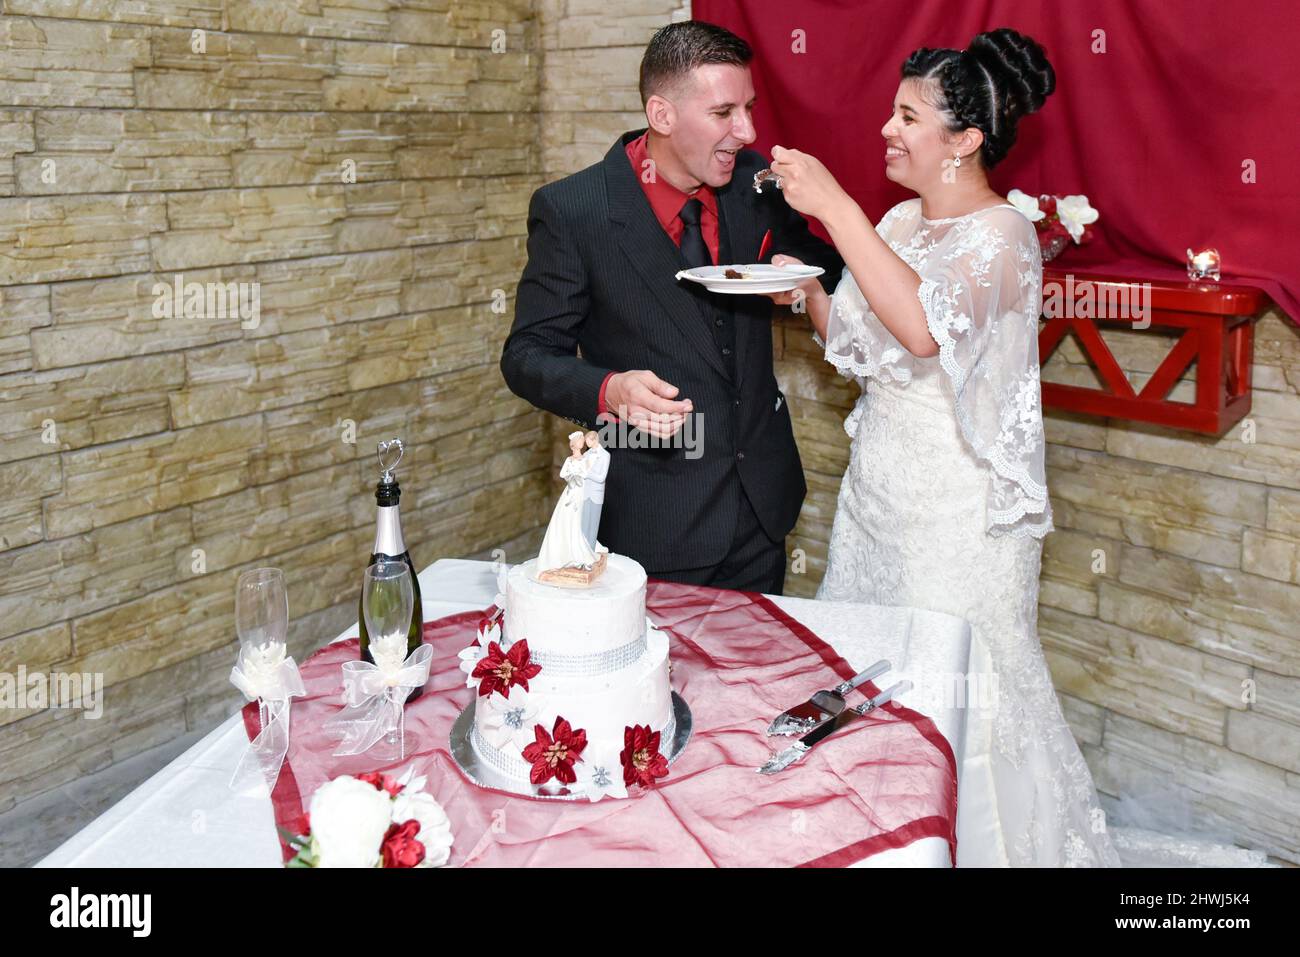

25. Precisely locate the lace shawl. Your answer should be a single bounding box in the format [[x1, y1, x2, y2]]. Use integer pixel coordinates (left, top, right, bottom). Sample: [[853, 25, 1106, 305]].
[[820, 198, 1053, 538]]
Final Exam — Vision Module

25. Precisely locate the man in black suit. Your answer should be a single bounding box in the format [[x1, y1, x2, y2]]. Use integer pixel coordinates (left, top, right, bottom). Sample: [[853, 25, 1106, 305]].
[[500, 21, 844, 595]]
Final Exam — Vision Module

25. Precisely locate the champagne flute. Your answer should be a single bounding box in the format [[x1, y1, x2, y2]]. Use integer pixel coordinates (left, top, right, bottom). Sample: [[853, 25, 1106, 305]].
[[363, 561, 415, 758], [235, 567, 288, 734]]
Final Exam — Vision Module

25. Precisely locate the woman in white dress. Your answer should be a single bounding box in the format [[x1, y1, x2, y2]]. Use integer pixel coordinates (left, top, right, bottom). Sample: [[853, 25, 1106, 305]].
[[537, 431, 598, 574], [768, 29, 1120, 866]]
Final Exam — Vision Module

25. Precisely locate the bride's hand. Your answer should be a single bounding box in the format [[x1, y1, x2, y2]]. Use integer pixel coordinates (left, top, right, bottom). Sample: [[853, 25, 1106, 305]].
[[768, 145, 849, 222]]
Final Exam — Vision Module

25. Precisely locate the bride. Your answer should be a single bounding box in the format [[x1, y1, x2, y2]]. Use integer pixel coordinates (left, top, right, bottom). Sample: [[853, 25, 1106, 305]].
[[536, 430, 598, 574], [768, 29, 1120, 866]]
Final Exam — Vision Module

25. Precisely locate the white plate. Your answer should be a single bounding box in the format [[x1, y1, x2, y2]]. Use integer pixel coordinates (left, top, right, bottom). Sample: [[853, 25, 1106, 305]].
[[676, 263, 825, 295]]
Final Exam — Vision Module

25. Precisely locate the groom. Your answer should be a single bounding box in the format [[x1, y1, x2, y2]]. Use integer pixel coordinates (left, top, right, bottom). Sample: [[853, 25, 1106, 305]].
[[500, 21, 843, 594]]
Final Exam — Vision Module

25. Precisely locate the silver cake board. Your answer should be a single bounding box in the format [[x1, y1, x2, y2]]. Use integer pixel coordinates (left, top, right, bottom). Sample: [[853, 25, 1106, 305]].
[[449, 692, 692, 801]]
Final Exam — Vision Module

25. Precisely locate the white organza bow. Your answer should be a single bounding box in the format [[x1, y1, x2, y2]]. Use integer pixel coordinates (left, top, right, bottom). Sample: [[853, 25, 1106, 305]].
[[229, 641, 307, 792], [324, 644, 432, 759]]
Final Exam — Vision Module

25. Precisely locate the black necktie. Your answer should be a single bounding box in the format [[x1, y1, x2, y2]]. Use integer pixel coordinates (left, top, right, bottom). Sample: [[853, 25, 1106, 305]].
[[678, 197, 712, 268]]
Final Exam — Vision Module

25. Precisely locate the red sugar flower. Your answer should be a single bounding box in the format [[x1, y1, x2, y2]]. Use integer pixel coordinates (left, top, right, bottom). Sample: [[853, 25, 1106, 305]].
[[621, 724, 669, 788], [471, 639, 542, 699], [380, 819, 426, 868], [521, 716, 587, 786]]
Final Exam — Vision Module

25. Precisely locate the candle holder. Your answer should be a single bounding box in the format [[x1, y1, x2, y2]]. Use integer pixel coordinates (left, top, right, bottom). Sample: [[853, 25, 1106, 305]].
[[1186, 247, 1221, 281]]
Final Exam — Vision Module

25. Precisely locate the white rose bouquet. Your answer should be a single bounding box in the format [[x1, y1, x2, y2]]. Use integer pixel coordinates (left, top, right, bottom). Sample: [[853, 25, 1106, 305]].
[[281, 769, 454, 868]]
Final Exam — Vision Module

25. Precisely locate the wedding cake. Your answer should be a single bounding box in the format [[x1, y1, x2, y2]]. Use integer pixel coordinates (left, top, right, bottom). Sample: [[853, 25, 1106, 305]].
[[459, 553, 679, 799]]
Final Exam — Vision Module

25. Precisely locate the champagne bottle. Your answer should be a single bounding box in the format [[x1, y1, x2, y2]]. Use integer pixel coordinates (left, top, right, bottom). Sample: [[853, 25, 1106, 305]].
[[359, 439, 424, 702]]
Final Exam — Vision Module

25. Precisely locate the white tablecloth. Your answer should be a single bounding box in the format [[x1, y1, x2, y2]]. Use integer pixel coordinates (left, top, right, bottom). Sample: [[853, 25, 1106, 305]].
[[38, 559, 979, 868]]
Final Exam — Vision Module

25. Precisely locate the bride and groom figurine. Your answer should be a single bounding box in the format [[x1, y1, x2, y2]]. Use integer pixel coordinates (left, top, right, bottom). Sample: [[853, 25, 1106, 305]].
[[535, 430, 611, 586]]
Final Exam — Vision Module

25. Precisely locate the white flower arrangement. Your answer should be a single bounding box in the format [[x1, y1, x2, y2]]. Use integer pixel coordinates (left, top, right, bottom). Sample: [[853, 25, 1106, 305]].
[[1008, 189, 1100, 256], [281, 768, 453, 868]]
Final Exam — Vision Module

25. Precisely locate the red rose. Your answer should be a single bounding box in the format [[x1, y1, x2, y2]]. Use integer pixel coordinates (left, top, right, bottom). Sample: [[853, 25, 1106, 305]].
[[358, 771, 402, 797], [1038, 194, 1057, 216], [521, 716, 587, 785], [471, 639, 542, 699], [380, 819, 426, 868], [621, 724, 670, 788]]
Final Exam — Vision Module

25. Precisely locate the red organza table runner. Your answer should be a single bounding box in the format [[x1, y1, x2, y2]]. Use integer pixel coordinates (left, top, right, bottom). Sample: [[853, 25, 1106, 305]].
[[244, 581, 957, 867]]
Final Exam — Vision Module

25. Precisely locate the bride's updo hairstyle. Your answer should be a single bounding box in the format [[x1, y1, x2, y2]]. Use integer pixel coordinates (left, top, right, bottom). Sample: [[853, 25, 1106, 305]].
[[901, 28, 1055, 169]]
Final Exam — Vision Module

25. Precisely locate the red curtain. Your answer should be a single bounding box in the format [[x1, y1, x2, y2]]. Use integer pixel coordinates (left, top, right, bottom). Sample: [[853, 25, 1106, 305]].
[[693, 0, 1299, 322]]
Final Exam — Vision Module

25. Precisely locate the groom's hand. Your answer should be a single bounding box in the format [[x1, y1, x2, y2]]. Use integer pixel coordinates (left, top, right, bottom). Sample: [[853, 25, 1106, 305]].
[[603, 370, 693, 439]]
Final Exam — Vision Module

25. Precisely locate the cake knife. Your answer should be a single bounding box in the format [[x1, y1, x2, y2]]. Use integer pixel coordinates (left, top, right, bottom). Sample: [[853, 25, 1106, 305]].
[[756, 680, 912, 775], [766, 659, 891, 736]]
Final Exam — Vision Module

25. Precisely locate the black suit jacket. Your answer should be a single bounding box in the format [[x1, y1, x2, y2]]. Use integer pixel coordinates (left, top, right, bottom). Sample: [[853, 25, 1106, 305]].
[[501, 129, 845, 571]]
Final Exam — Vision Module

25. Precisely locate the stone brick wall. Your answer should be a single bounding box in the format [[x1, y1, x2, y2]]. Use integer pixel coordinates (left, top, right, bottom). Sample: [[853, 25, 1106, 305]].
[[535, 0, 691, 474], [0, 0, 555, 862]]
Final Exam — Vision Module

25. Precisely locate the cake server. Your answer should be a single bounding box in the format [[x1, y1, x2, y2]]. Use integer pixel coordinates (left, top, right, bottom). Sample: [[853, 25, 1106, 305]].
[[756, 680, 912, 775], [766, 659, 891, 736]]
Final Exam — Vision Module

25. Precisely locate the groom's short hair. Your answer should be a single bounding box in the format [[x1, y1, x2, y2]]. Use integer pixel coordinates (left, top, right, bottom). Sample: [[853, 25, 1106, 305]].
[[639, 21, 753, 106]]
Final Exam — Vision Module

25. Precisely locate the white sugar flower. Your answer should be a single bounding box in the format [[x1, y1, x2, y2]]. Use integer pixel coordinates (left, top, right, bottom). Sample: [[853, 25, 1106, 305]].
[[458, 641, 488, 690], [1056, 194, 1099, 242], [479, 688, 540, 750], [1007, 189, 1045, 223], [478, 617, 504, 648], [574, 749, 629, 802], [308, 776, 394, 868]]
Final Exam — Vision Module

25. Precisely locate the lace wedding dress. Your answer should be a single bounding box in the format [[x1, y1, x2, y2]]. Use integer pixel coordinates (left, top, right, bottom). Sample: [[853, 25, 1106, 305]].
[[814, 198, 1121, 866]]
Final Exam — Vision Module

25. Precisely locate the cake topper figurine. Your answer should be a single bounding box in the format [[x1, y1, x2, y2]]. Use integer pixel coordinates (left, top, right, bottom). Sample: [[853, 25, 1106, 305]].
[[535, 431, 609, 587], [579, 431, 610, 553]]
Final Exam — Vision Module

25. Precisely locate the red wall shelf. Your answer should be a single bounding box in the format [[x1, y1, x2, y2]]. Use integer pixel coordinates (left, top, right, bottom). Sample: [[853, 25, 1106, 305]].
[[1038, 267, 1269, 436]]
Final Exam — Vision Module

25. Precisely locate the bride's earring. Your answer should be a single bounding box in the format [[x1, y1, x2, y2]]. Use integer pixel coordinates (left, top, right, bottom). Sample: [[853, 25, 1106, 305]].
[[953, 152, 962, 168]]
